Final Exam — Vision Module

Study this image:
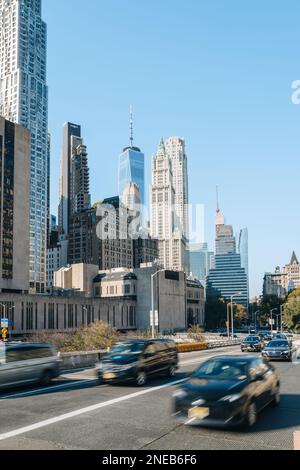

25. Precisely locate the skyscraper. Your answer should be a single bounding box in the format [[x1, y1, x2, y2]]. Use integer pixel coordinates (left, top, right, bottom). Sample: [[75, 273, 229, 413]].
[[0, 117, 30, 293], [189, 243, 214, 282], [58, 122, 81, 236], [118, 111, 145, 212], [150, 139, 188, 272], [165, 137, 189, 238], [0, 0, 48, 292], [238, 228, 249, 280], [206, 207, 249, 308]]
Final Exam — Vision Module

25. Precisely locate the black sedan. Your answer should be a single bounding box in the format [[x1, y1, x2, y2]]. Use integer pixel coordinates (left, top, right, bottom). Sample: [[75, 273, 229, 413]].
[[172, 356, 280, 429], [241, 335, 264, 352], [262, 340, 293, 362]]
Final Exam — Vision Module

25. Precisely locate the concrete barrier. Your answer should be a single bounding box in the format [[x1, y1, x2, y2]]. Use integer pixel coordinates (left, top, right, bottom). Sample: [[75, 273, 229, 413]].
[[294, 431, 300, 450], [61, 350, 102, 371], [176, 343, 208, 353]]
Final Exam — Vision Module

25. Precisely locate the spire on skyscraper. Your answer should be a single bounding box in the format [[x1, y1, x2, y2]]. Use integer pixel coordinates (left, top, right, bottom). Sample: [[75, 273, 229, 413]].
[[130, 105, 134, 147], [215, 186, 225, 226], [156, 138, 166, 159]]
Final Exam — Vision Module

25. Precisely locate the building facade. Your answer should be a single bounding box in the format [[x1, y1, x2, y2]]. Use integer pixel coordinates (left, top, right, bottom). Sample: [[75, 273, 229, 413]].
[[189, 242, 214, 282], [58, 122, 82, 237], [206, 207, 249, 308], [165, 137, 189, 239], [0, 117, 30, 293], [68, 207, 98, 266], [150, 139, 188, 272], [96, 196, 133, 271], [133, 236, 159, 268], [118, 144, 145, 212], [283, 252, 300, 291], [0, 0, 49, 293], [263, 268, 287, 298], [186, 276, 205, 326]]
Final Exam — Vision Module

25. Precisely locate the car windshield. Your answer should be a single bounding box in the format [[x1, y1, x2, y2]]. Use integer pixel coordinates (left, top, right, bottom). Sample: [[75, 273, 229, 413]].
[[192, 359, 248, 381], [245, 337, 259, 342], [267, 340, 289, 348], [110, 342, 145, 355]]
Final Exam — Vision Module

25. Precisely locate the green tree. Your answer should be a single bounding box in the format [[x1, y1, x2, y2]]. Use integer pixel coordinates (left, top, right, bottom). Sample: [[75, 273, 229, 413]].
[[233, 304, 248, 327], [258, 295, 283, 327], [283, 288, 300, 331]]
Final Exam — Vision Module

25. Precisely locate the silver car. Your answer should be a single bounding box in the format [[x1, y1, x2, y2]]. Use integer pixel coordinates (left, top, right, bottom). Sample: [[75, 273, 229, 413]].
[[0, 343, 61, 390]]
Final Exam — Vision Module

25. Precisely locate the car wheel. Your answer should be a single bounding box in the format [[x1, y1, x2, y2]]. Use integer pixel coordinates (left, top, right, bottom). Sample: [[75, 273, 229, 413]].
[[271, 386, 280, 407], [40, 370, 52, 386], [136, 371, 147, 386], [243, 402, 257, 429]]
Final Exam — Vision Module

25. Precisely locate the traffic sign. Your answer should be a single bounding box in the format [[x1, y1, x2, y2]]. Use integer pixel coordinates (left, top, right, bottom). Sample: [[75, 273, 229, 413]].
[[1, 319, 8, 328], [150, 310, 159, 327], [1, 328, 8, 339]]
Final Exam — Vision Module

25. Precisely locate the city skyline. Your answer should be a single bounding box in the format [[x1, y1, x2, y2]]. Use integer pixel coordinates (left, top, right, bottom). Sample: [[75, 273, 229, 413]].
[[43, 0, 300, 297]]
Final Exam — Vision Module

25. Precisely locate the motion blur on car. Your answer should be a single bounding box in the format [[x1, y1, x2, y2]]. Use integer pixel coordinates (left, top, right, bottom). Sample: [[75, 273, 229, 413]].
[[96, 339, 178, 386], [262, 339, 293, 362], [241, 335, 264, 352], [0, 343, 61, 390], [172, 355, 280, 429], [258, 330, 273, 342]]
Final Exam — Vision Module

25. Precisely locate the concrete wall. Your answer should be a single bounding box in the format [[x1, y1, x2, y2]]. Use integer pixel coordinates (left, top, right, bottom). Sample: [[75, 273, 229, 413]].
[[134, 266, 186, 332]]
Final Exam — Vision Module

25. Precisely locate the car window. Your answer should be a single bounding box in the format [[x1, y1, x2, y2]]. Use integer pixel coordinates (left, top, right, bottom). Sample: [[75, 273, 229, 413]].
[[268, 340, 289, 348], [193, 360, 248, 381], [110, 342, 145, 355]]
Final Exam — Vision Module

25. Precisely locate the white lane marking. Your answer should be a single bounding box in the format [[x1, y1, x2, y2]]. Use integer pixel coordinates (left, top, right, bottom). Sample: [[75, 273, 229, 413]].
[[185, 417, 197, 425], [0, 379, 96, 400], [0, 378, 186, 442]]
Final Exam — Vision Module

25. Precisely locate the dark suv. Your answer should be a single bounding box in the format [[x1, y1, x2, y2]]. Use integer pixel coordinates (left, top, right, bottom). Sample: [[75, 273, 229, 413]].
[[96, 339, 178, 386]]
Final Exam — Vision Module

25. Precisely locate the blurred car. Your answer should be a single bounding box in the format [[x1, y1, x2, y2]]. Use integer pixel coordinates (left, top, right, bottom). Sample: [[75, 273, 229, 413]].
[[96, 338, 178, 386], [172, 355, 280, 429], [262, 339, 293, 362], [241, 335, 264, 352], [0, 343, 61, 390], [258, 331, 273, 342]]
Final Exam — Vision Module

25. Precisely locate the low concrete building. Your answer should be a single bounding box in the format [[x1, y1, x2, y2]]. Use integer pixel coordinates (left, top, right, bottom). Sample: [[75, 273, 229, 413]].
[[2, 263, 205, 336], [186, 276, 205, 326], [54, 263, 99, 297], [0, 293, 136, 335]]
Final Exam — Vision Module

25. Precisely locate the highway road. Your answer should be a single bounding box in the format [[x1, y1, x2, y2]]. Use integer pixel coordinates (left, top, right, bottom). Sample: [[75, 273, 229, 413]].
[[0, 343, 300, 450]]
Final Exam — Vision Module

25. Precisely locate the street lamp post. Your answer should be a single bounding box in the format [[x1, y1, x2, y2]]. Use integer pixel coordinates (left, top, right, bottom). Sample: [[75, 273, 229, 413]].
[[254, 310, 260, 333], [231, 292, 243, 340], [227, 303, 230, 339], [280, 304, 286, 332], [273, 312, 281, 332], [151, 269, 165, 339], [270, 308, 277, 335]]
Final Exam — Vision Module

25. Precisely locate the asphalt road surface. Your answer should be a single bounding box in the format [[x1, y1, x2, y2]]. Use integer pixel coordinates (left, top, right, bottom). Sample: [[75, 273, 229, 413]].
[[0, 343, 299, 450]]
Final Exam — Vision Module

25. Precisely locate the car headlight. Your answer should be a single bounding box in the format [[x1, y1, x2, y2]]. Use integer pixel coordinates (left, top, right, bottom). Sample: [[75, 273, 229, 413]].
[[220, 394, 242, 403], [172, 390, 188, 399], [282, 350, 289, 354]]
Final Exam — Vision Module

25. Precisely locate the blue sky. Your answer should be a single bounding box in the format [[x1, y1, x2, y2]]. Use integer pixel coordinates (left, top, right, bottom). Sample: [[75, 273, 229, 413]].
[[44, 0, 300, 297]]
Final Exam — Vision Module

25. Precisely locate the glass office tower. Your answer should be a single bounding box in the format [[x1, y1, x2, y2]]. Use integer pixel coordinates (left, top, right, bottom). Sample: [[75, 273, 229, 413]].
[[0, 0, 48, 292], [118, 145, 145, 210]]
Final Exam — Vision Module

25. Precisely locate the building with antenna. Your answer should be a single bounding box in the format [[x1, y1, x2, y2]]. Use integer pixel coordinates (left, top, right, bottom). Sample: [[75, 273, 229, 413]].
[[206, 198, 249, 308], [118, 108, 145, 212]]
